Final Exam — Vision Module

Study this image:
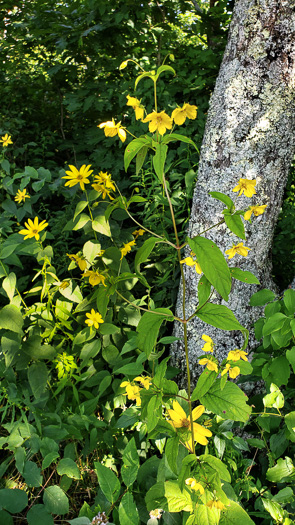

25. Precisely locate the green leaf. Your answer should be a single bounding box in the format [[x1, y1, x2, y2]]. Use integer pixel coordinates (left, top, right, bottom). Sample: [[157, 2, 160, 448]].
[[136, 145, 149, 175], [165, 436, 179, 475], [209, 191, 234, 210], [1, 332, 21, 367], [230, 267, 260, 285], [67, 519, 91, 525], [200, 380, 251, 422], [198, 275, 211, 306], [124, 138, 151, 172], [262, 499, 284, 522], [73, 200, 88, 221], [196, 303, 244, 331], [92, 212, 111, 237], [135, 236, 159, 273], [43, 486, 69, 515], [28, 362, 48, 399], [156, 64, 176, 77], [0, 304, 23, 333], [262, 312, 287, 336], [0, 511, 13, 525], [23, 461, 43, 487], [223, 211, 245, 239], [188, 237, 231, 301], [94, 462, 120, 503], [118, 492, 139, 525], [268, 356, 290, 387], [72, 213, 90, 231], [284, 289, 295, 314], [285, 412, 295, 440], [2, 272, 16, 301], [137, 308, 174, 357], [153, 143, 168, 183], [42, 452, 60, 470], [266, 457, 295, 482], [114, 362, 144, 376], [219, 501, 255, 524], [191, 370, 218, 401], [200, 454, 231, 482], [0, 489, 28, 513], [121, 437, 139, 487], [249, 289, 276, 306], [135, 71, 156, 89], [27, 504, 54, 525], [57, 459, 80, 480], [161, 133, 198, 151], [164, 481, 192, 512], [147, 394, 162, 433]]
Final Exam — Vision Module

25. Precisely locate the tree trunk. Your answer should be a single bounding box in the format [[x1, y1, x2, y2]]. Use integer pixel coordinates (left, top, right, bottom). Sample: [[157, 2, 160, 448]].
[[171, 0, 295, 386]]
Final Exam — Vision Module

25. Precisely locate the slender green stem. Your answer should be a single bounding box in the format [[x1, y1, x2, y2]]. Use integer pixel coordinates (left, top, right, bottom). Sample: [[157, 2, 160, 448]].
[[178, 219, 225, 250], [154, 79, 157, 113], [115, 289, 180, 319], [84, 189, 97, 240]]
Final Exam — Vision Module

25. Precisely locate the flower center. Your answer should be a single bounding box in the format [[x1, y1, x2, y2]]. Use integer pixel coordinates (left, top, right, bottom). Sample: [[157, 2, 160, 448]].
[[77, 174, 83, 180], [181, 417, 190, 428], [32, 229, 38, 234]]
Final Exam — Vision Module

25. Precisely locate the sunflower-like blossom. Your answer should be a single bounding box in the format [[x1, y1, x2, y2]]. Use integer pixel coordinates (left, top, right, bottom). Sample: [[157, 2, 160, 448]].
[[202, 334, 214, 353], [19, 217, 48, 241], [93, 171, 116, 192], [185, 478, 204, 494], [232, 178, 256, 198], [85, 309, 104, 329], [92, 183, 114, 200], [142, 111, 172, 135], [227, 349, 248, 362], [180, 256, 202, 275], [15, 189, 30, 204], [0, 134, 13, 147], [134, 376, 152, 389], [225, 242, 251, 259], [198, 357, 218, 373], [132, 228, 145, 239], [172, 103, 197, 125], [120, 380, 141, 406], [99, 119, 126, 142], [126, 95, 145, 120], [221, 363, 240, 379], [83, 270, 106, 287], [62, 164, 93, 190], [67, 253, 88, 271], [167, 400, 212, 446], [120, 240, 136, 260], [244, 204, 267, 221]]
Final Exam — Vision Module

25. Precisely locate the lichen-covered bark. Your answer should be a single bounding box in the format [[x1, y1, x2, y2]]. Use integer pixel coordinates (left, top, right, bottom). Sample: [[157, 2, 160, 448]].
[[171, 0, 295, 386]]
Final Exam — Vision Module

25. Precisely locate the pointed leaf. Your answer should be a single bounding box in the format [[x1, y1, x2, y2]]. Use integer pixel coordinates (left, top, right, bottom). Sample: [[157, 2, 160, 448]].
[[224, 212, 245, 239], [43, 486, 69, 515], [196, 303, 244, 331], [161, 133, 198, 151], [209, 191, 234, 210], [137, 308, 174, 357], [94, 462, 120, 503], [200, 379, 251, 422], [153, 143, 168, 183], [118, 493, 139, 525], [230, 267, 260, 284], [2, 272, 16, 301], [124, 138, 151, 172]]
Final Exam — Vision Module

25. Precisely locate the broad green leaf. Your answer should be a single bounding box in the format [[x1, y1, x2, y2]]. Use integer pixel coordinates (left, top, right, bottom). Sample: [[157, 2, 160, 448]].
[[230, 267, 260, 284], [118, 492, 139, 525], [164, 481, 192, 512], [262, 312, 287, 336], [200, 380, 251, 422], [114, 362, 144, 376], [223, 211, 245, 239], [67, 519, 91, 525], [42, 452, 60, 470], [2, 272, 16, 301], [272, 487, 294, 504], [147, 394, 162, 433], [135, 236, 159, 273], [135, 71, 156, 89], [284, 289, 295, 314], [0, 511, 13, 525], [23, 461, 43, 487], [72, 213, 90, 231], [209, 191, 234, 210], [57, 459, 80, 480], [0, 304, 23, 333], [196, 303, 244, 331], [188, 237, 231, 301], [145, 482, 167, 511], [262, 499, 284, 522], [165, 436, 179, 475], [198, 275, 211, 306], [267, 356, 290, 387], [153, 143, 168, 183], [27, 505, 54, 525], [286, 347, 295, 373], [285, 412, 295, 439], [266, 457, 295, 482], [43, 486, 69, 515], [249, 289, 276, 306], [73, 200, 88, 221], [92, 212, 111, 237], [124, 138, 151, 171], [191, 370, 218, 401], [82, 240, 102, 264], [161, 133, 198, 151], [219, 501, 255, 524], [137, 308, 174, 357], [0, 489, 28, 513], [121, 437, 139, 487], [1, 332, 21, 367], [94, 462, 120, 503], [28, 362, 48, 399], [199, 454, 231, 482], [136, 145, 149, 175], [156, 64, 176, 77]]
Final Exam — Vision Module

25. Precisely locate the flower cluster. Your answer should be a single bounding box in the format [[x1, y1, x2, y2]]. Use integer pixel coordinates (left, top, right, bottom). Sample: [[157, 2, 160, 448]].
[[180, 252, 202, 275], [62, 165, 116, 201], [120, 376, 152, 406], [185, 477, 204, 494]]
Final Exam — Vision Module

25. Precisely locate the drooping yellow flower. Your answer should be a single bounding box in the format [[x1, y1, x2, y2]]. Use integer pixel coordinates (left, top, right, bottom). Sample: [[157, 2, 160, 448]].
[[244, 204, 267, 221], [132, 228, 145, 239], [85, 309, 104, 329], [93, 171, 116, 192], [99, 119, 126, 142], [227, 349, 248, 362], [180, 256, 202, 275], [221, 363, 240, 379], [198, 358, 218, 373], [172, 103, 197, 125], [185, 478, 204, 494], [202, 334, 214, 353], [167, 400, 212, 446], [83, 270, 106, 287], [19, 217, 48, 241], [0, 134, 13, 147], [67, 253, 88, 271], [142, 111, 173, 135], [62, 164, 93, 190], [207, 500, 225, 510], [120, 380, 141, 406], [134, 376, 152, 389], [120, 240, 136, 260], [225, 242, 251, 259], [126, 95, 145, 120], [59, 280, 70, 290], [92, 183, 114, 200], [15, 189, 30, 204], [232, 178, 257, 198]]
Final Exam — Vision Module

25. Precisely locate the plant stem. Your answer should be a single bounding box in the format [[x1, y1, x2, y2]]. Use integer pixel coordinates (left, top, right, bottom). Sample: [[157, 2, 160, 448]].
[[84, 189, 97, 240]]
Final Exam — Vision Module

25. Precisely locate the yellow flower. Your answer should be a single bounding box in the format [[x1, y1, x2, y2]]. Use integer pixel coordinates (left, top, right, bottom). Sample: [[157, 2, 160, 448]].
[[227, 349, 248, 362], [67, 253, 88, 271], [225, 242, 251, 259], [167, 400, 212, 446], [185, 478, 204, 494], [180, 256, 202, 275], [207, 500, 225, 510], [149, 509, 163, 520], [142, 111, 173, 135], [232, 178, 257, 198], [85, 309, 104, 329], [83, 270, 106, 287], [120, 240, 136, 260], [221, 363, 240, 379], [96, 249, 105, 258], [59, 280, 70, 290], [198, 358, 218, 373], [119, 60, 128, 70], [134, 376, 152, 389], [92, 183, 114, 200], [93, 171, 116, 192], [244, 204, 267, 221], [15, 189, 30, 203], [19, 217, 48, 241], [172, 103, 197, 125], [202, 334, 214, 353], [126, 95, 145, 120], [132, 228, 145, 239], [0, 134, 13, 147], [120, 380, 141, 406], [99, 119, 126, 142], [62, 164, 93, 190]]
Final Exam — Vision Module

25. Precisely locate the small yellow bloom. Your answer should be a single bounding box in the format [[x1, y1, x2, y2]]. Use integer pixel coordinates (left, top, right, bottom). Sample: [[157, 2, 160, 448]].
[[134, 376, 152, 389], [167, 400, 212, 446], [185, 478, 204, 494], [67, 253, 88, 271], [119, 60, 128, 70], [207, 500, 225, 510], [132, 228, 145, 239], [172, 103, 197, 125], [126, 95, 145, 120], [15, 189, 30, 204], [19, 217, 48, 241], [142, 111, 172, 135], [180, 256, 202, 275], [232, 178, 256, 198], [83, 270, 106, 287], [85, 309, 104, 329], [225, 242, 251, 259], [93, 171, 116, 192], [202, 334, 214, 353], [227, 349, 248, 362], [198, 358, 218, 373], [96, 249, 105, 258], [0, 134, 13, 147], [120, 240, 136, 260], [62, 164, 93, 190], [221, 363, 240, 379], [244, 204, 267, 221], [120, 380, 141, 406], [59, 280, 70, 290], [99, 119, 126, 142], [149, 509, 163, 520], [92, 183, 114, 200]]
